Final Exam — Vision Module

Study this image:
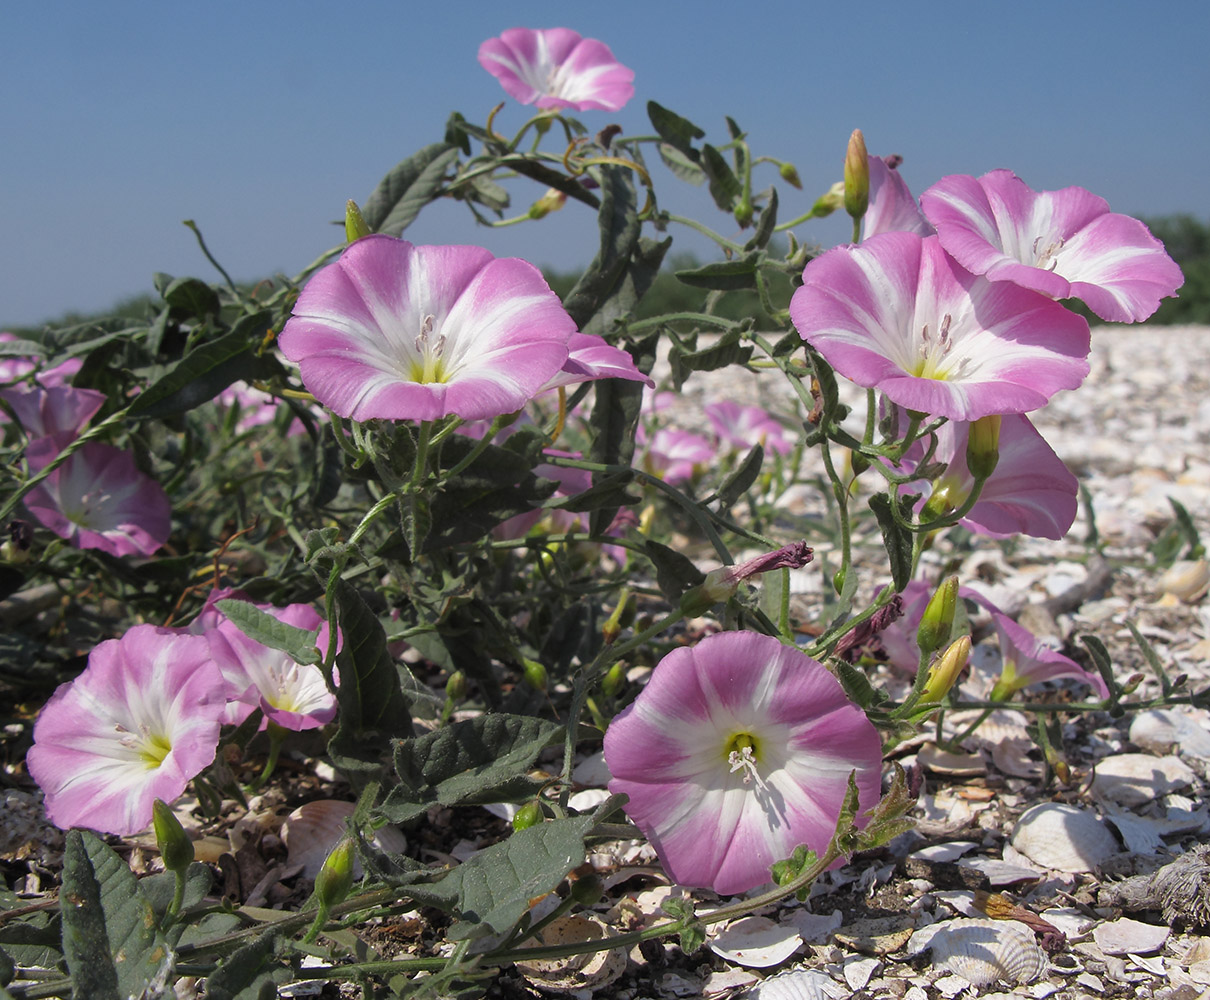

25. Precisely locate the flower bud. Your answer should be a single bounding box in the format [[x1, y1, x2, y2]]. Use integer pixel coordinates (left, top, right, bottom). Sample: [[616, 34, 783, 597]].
[[568, 871, 604, 905], [1119, 671, 1145, 695], [809, 181, 845, 219], [521, 658, 548, 692], [734, 199, 754, 228], [344, 200, 372, 243], [916, 576, 959, 657], [152, 798, 194, 874], [681, 542, 814, 617], [843, 129, 869, 222], [966, 414, 1002, 481], [512, 800, 544, 832], [314, 836, 356, 910], [921, 480, 959, 521], [921, 635, 971, 703], [527, 187, 568, 220], [602, 591, 635, 645], [445, 670, 468, 702], [601, 661, 627, 698], [779, 161, 803, 190]]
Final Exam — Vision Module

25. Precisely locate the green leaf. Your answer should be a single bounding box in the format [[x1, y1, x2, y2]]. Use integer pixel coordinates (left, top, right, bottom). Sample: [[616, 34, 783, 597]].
[[128, 311, 272, 419], [381, 715, 562, 823], [215, 599, 322, 665], [674, 253, 761, 291], [0, 338, 45, 358], [659, 898, 706, 954], [203, 929, 283, 1000], [745, 188, 779, 250], [657, 143, 706, 185], [701, 144, 741, 212], [644, 539, 706, 602], [436, 800, 619, 940], [362, 143, 460, 236], [716, 444, 764, 509], [162, 276, 220, 321], [139, 863, 214, 944], [562, 166, 641, 332], [668, 326, 754, 389], [328, 581, 413, 782], [868, 492, 915, 591], [552, 471, 639, 513], [834, 659, 879, 710], [1079, 633, 1117, 696], [647, 101, 705, 159], [60, 830, 170, 1000], [1125, 619, 1171, 695]]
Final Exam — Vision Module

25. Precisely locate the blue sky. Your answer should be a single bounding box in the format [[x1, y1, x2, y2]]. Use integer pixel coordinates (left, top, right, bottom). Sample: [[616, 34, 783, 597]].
[[3, 0, 1207, 327]]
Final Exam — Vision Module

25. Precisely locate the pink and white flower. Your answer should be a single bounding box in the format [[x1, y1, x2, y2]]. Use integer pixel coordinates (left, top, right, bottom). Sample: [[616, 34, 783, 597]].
[[604, 630, 883, 895], [278, 236, 645, 423], [23, 443, 172, 558], [790, 232, 1091, 420], [990, 612, 1109, 701], [640, 425, 715, 485], [205, 598, 338, 731], [864, 155, 933, 240], [704, 401, 794, 457], [27, 626, 225, 835], [920, 171, 1183, 322], [2, 384, 107, 461], [478, 28, 634, 112], [898, 412, 1079, 540]]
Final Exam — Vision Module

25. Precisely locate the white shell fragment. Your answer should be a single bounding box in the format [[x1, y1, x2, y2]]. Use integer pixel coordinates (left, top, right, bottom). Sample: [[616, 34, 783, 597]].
[[709, 915, 803, 968], [1091, 753, 1196, 806], [1092, 916, 1170, 956], [515, 914, 626, 993], [281, 799, 406, 878], [926, 919, 1047, 986], [742, 967, 848, 999], [1010, 803, 1119, 873], [1156, 558, 1210, 602], [1130, 708, 1210, 759]]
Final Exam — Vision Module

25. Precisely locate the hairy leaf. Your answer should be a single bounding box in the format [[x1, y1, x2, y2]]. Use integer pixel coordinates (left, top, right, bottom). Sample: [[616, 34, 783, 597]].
[[868, 492, 916, 592], [215, 599, 322, 665], [362, 143, 460, 237], [674, 253, 761, 291], [647, 101, 705, 160], [644, 539, 706, 602]]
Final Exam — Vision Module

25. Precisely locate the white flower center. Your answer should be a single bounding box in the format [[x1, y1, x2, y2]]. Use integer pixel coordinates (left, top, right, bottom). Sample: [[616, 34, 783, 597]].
[[725, 734, 768, 791], [1032, 234, 1065, 271], [116, 722, 173, 769], [408, 314, 450, 384]]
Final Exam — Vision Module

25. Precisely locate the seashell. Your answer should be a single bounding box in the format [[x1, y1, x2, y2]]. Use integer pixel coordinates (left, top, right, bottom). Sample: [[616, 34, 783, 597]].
[[1092, 916, 1169, 956], [742, 967, 848, 1000], [1091, 752, 1195, 806], [281, 799, 406, 879], [1130, 708, 1210, 760], [708, 915, 803, 968], [926, 918, 1047, 985], [1156, 559, 1210, 603], [515, 914, 626, 993], [1010, 803, 1118, 873], [917, 744, 986, 776]]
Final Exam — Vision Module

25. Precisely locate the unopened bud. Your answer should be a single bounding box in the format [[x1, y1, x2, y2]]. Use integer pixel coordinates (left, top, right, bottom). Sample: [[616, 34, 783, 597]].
[[734, 199, 754, 228], [916, 576, 959, 656], [809, 180, 845, 219], [1119, 671, 1145, 694], [521, 658, 548, 692], [152, 799, 194, 874], [779, 161, 803, 189], [601, 661, 627, 698], [345, 200, 372, 243], [602, 591, 635, 645], [527, 187, 568, 220], [922, 480, 959, 521], [512, 800, 544, 832], [921, 635, 971, 703], [966, 415, 1002, 481], [314, 837, 356, 909], [843, 130, 869, 221], [445, 670, 468, 701]]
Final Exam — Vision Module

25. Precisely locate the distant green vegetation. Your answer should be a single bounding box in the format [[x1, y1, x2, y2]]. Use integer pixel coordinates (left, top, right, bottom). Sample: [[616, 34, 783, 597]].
[[8, 215, 1209, 336]]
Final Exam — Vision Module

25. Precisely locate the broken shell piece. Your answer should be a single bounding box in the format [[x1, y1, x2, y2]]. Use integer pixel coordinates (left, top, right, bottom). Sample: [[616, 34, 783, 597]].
[[1091, 753, 1195, 807], [515, 914, 626, 993], [281, 799, 406, 879], [1093, 916, 1170, 956], [742, 967, 848, 999], [1156, 559, 1210, 603], [1010, 803, 1118, 873], [917, 745, 985, 776], [1130, 708, 1210, 760], [927, 918, 1047, 986], [709, 915, 803, 968]]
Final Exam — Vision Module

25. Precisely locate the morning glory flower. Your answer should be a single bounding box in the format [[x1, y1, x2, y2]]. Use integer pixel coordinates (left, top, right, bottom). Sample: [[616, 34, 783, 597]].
[[2, 384, 107, 461], [278, 236, 644, 423], [22, 443, 172, 557], [704, 401, 794, 457], [27, 626, 225, 835], [206, 599, 338, 731], [790, 232, 1091, 420], [990, 612, 1109, 701], [864, 155, 934, 240], [897, 412, 1079, 540], [920, 170, 1184, 322], [478, 28, 635, 112], [603, 630, 882, 895]]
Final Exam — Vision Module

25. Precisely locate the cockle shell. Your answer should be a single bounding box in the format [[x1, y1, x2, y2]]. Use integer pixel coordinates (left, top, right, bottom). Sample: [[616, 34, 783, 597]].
[[926, 919, 1047, 985], [515, 914, 626, 993], [1010, 803, 1119, 873], [281, 799, 406, 878], [741, 967, 847, 999]]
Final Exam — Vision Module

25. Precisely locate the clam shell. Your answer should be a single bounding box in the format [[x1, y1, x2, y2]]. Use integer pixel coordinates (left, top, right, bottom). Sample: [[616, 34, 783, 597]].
[[1091, 752, 1195, 806], [1130, 708, 1210, 759], [281, 799, 406, 878], [1010, 803, 1118, 873], [708, 915, 802, 968], [515, 914, 626, 993], [927, 918, 1047, 985]]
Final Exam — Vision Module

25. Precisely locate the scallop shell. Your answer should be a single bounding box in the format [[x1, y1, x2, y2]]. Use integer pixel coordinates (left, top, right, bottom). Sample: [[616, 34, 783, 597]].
[[281, 799, 406, 878], [1010, 802, 1118, 873], [515, 914, 626, 993], [927, 918, 1047, 985], [742, 967, 847, 999]]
